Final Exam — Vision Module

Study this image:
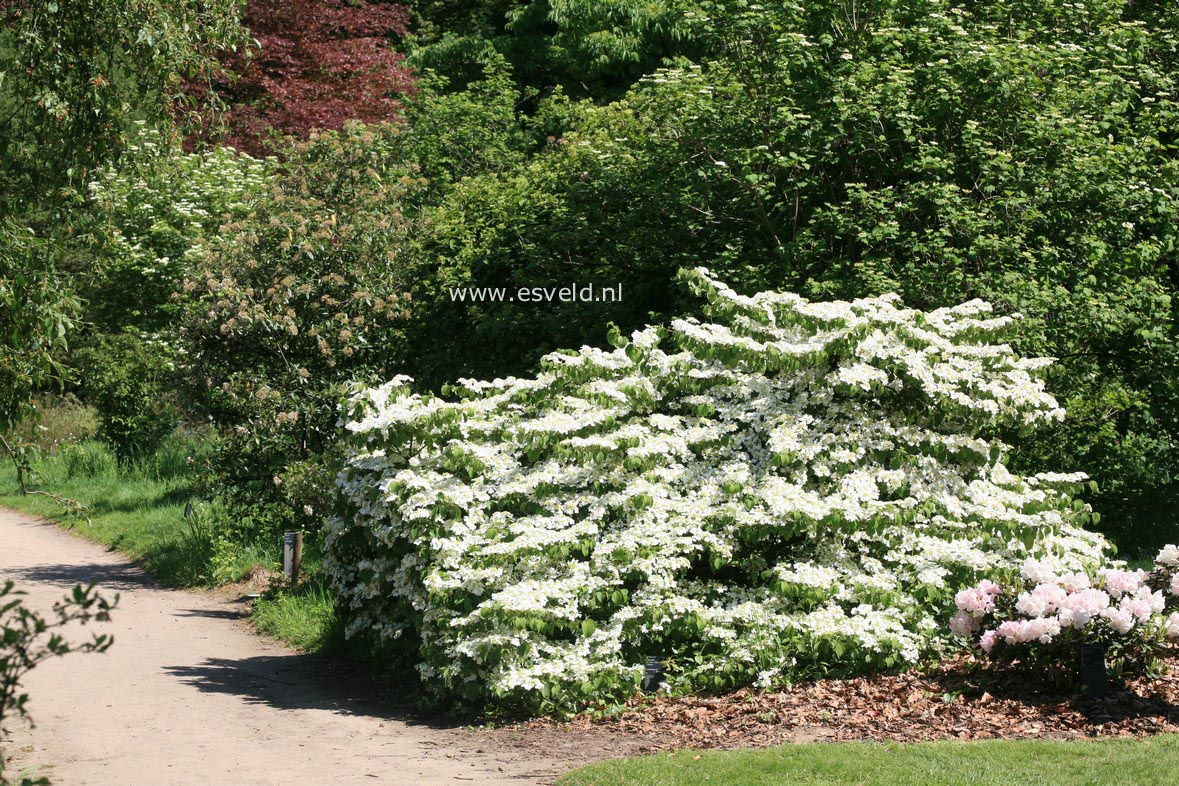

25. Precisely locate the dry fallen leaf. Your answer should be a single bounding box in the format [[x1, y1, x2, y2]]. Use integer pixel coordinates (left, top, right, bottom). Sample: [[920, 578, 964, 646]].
[[502, 650, 1179, 754]]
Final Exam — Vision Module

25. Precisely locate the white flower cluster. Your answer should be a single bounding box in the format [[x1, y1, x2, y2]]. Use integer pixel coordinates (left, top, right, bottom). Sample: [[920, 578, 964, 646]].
[[86, 122, 271, 306], [327, 268, 1107, 710]]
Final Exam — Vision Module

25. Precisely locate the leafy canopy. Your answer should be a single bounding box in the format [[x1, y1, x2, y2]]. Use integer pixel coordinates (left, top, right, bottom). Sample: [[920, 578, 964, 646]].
[[0, 226, 77, 436], [0, 0, 247, 216], [400, 0, 1179, 549]]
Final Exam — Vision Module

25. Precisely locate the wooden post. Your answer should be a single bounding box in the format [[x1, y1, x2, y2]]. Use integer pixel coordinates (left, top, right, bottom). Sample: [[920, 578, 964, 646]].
[[294, 531, 303, 580], [283, 531, 304, 581]]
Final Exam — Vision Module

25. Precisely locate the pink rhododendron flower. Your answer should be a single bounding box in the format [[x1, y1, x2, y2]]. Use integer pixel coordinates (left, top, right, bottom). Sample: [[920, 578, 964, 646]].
[[1015, 583, 1068, 618], [955, 553, 1177, 671], [1156, 544, 1179, 568], [1022, 617, 1061, 644], [949, 611, 977, 637], [1020, 559, 1059, 585], [1121, 596, 1155, 624], [1146, 587, 1166, 614], [1057, 572, 1091, 592], [954, 585, 998, 618], [1102, 569, 1147, 599], [1116, 587, 1165, 623], [1056, 588, 1110, 629], [994, 617, 1060, 644], [995, 620, 1022, 644], [1102, 607, 1136, 634]]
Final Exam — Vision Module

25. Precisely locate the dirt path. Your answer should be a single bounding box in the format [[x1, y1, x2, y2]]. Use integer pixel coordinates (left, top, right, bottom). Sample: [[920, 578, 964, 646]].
[[0, 509, 570, 786]]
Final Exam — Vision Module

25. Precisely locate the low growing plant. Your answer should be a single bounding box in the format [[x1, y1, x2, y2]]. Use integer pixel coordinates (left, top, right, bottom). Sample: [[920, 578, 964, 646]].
[[1, 581, 116, 786], [950, 545, 1179, 680]]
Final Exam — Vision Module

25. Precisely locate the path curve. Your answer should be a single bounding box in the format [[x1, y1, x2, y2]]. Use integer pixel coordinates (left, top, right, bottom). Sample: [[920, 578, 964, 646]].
[[0, 509, 564, 786]]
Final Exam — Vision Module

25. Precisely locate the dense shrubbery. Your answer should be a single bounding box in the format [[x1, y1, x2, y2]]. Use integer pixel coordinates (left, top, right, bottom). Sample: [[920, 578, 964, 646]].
[[0, 0, 246, 219], [0, 224, 78, 492], [82, 127, 272, 336], [399, 0, 1179, 550], [72, 128, 271, 461], [329, 271, 1106, 711], [14, 0, 1176, 558], [408, 0, 700, 100], [74, 334, 178, 460], [7, 396, 99, 456], [179, 123, 417, 541], [0, 227, 77, 436]]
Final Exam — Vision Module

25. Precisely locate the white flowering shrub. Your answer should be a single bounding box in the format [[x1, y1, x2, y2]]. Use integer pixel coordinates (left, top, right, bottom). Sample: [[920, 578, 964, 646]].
[[952, 545, 1179, 679], [327, 268, 1108, 711], [79, 124, 271, 456], [85, 121, 271, 335]]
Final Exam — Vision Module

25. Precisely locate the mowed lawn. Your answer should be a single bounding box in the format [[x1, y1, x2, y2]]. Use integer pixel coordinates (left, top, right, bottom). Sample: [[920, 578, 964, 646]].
[[557, 736, 1179, 786]]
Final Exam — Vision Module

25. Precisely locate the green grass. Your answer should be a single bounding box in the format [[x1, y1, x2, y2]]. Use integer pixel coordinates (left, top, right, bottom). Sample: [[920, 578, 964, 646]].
[[252, 574, 345, 653], [557, 736, 1179, 786], [0, 434, 266, 589], [0, 459, 211, 586]]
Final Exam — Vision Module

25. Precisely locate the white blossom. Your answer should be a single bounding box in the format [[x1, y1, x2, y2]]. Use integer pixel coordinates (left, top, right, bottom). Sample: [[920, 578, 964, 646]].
[[326, 269, 1108, 707]]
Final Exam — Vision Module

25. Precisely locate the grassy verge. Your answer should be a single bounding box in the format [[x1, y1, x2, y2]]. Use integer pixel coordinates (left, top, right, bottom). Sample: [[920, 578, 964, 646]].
[[557, 736, 1179, 786], [0, 437, 337, 654], [252, 574, 346, 654], [0, 438, 230, 585]]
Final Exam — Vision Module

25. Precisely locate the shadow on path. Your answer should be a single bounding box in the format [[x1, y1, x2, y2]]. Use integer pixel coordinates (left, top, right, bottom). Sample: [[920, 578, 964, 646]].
[[162, 654, 458, 729], [175, 607, 250, 621], [1, 518, 471, 736], [1, 558, 149, 593]]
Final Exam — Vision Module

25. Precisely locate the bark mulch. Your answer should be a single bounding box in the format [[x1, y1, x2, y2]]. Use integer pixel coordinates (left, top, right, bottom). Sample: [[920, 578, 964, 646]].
[[490, 654, 1179, 760]]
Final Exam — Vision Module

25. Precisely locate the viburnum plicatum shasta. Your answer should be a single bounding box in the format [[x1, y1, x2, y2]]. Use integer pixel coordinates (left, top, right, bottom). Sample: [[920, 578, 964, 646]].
[[327, 268, 1107, 710]]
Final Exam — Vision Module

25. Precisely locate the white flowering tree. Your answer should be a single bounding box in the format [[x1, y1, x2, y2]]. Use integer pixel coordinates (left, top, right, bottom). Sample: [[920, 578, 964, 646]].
[[327, 268, 1108, 711]]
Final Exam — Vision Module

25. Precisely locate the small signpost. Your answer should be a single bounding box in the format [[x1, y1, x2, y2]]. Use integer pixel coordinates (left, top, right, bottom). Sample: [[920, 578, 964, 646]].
[[1079, 643, 1109, 699], [283, 531, 303, 582], [641, 656, 665, 693]]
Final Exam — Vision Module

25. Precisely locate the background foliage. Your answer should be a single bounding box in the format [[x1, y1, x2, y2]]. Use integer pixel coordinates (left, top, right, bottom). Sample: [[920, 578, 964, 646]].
[[195, 0, 415, 156], [0, 0, 246, 218], [396, 0, 1179, 552], [179, 123, 417, 542], [0, 228, 75, 437]]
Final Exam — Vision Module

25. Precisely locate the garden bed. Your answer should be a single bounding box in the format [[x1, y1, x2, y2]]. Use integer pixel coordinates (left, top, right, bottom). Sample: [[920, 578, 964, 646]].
[[495, 653, 1179, 757]]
